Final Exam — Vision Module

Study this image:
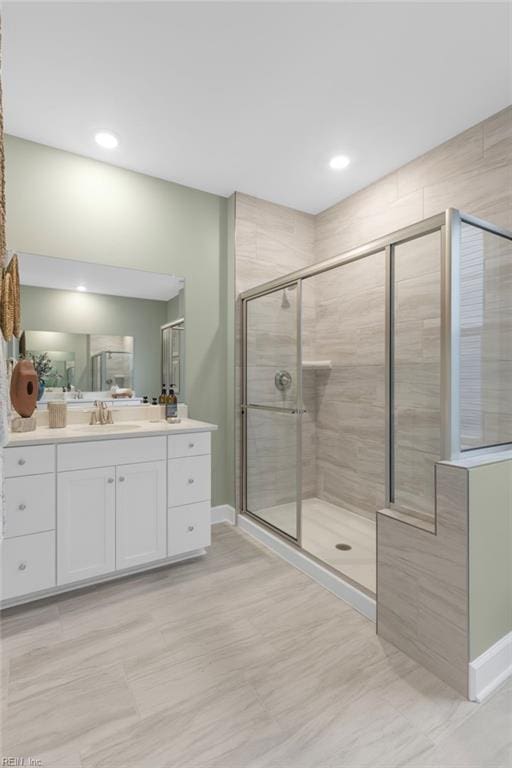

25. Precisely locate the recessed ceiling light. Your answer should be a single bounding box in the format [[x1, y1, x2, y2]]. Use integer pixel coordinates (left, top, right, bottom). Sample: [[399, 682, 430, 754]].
[[94, 131, 118, 149], [76, 285, 87, 292], [329, 155, 350, 170]]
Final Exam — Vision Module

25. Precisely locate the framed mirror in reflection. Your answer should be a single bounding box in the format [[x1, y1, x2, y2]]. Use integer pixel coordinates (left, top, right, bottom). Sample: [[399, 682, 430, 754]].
[[8, 251, 185, 407]]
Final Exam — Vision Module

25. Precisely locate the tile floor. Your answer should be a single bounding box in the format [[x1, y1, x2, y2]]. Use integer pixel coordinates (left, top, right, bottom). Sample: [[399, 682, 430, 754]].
[[1, 523, 510, 768], [254, 497, 376, 592]]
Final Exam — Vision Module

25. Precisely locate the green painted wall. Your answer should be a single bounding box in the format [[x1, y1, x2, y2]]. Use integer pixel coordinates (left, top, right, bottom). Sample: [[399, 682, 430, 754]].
[[6, 135, 232, 506], [20, 284, 168, 396], [469, 459, 512, 659], [225, 195, 236, 510]]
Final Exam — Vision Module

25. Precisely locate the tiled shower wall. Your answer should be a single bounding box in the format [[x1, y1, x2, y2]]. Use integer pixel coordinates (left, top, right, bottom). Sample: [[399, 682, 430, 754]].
[[236, 105, 512, 519], [301, 254, 386, 519], [235, 193, 315, 513]]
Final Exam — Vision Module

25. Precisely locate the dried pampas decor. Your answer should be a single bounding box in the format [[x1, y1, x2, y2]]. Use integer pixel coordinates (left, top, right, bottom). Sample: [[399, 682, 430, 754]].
[[8, 252, 20, 336], [0, 21, 21, 344], [1, 14, 12, 448], [0, 264, 13, 339], [0, 253, 20, 341]]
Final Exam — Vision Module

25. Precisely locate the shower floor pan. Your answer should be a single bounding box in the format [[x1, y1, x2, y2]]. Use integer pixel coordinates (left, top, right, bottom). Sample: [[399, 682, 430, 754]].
[[255, 497, 376, 594]]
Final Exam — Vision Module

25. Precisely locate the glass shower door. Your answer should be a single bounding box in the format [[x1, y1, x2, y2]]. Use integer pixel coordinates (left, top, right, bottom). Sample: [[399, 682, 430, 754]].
[[244, 283, 301, 541]]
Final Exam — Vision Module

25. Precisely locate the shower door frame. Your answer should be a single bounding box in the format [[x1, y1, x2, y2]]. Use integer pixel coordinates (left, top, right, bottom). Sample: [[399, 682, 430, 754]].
[[240, 209, 512, 551], [241, 280, 304, 543]]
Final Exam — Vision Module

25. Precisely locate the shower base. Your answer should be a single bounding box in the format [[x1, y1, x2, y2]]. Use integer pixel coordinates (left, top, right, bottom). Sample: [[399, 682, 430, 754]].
[[254, 497, 376, 594]]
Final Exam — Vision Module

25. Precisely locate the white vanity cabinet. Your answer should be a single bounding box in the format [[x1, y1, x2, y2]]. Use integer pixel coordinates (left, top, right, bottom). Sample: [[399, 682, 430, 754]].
[[115, 460, 166, 570], [56, 437, 167, 583], [167, 432, 211, 555], [57, 466, 116, 584], [1, 445, 57, 601], [2, 424, 214, 606]]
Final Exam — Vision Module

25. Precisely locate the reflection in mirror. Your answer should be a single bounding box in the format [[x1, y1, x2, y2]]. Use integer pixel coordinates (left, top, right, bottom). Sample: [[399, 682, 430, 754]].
[[162, 319, 184, 396], [10, 251, 185, 406], [22, 331, 135, 392]]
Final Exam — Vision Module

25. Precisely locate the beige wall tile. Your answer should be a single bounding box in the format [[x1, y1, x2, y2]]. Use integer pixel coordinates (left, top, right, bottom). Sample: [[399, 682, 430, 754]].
[[397, 124, 483, 198], [377, 464, 469, 696]]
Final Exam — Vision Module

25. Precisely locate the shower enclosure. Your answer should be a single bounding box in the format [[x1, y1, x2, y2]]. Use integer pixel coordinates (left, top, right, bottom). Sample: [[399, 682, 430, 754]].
[[91, 350, 134, 391], [240, 209, 512, 595]]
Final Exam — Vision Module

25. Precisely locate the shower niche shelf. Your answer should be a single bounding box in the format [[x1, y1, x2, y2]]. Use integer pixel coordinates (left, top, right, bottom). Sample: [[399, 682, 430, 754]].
[[302, 360, 332, 370]]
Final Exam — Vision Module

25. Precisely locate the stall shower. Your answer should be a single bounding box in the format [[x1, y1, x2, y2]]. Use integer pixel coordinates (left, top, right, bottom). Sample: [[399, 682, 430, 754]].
[[240, 209, 512, 595]]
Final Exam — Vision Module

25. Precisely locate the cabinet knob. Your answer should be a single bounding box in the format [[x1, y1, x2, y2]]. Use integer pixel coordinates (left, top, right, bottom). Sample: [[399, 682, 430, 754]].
[[18, 503, 26, 511], [107, 477, 114, 484], [18, 561, 27, 571], [188, 478, 194, 484], [188, 443, 195, 449], [119, 476, 125, 482], [18, 458, 26, 466], [188, 525, 195, 532]]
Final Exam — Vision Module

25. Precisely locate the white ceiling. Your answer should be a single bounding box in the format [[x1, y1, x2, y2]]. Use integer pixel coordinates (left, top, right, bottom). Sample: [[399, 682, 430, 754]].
[[3, 2, 511, 214], [17, 251, 184, 301]]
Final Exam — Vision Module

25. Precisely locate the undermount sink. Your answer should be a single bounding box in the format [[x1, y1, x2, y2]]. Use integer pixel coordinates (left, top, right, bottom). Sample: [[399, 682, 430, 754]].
[[71, 423, 141, 432]]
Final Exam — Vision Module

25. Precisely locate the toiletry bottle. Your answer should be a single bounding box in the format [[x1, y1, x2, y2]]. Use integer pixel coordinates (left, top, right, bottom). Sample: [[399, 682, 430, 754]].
[[152, 396, 158, 406], [165, 388, 178, 420], [159, 387, 167, 405]]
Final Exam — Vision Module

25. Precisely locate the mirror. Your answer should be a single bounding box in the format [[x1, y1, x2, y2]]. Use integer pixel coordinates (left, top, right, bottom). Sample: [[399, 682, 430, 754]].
[[9, 251, 185, 406]]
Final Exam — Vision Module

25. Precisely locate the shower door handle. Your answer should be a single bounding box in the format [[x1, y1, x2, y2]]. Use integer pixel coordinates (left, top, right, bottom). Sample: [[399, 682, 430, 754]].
[[275, 370, 293, 392]]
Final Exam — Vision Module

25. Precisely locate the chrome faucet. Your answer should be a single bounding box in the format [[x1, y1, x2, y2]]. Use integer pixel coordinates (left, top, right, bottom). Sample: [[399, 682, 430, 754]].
[[89, 400, 114, 425]]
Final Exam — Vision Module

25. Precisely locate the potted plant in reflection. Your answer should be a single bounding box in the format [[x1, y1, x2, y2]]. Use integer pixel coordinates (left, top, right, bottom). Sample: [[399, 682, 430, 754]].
[[19, 352, 53, 401]]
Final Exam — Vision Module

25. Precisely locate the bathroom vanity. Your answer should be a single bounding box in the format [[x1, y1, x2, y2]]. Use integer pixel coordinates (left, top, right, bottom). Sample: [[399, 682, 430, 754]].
[[1, 418, 216, 606]]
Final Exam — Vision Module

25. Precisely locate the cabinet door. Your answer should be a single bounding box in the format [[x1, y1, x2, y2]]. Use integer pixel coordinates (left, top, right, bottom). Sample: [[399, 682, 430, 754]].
[[57, 467, 116, 585], [116, 461, 166, 570]]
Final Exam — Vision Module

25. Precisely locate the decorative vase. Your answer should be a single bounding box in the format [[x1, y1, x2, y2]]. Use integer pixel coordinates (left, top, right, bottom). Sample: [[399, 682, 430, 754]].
[[37, 379, 46, 401], [10, 359, 38, 418]]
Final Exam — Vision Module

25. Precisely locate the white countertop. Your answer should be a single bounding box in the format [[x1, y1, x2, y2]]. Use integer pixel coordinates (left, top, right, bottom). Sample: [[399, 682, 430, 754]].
[[6, 418, 217, 447]]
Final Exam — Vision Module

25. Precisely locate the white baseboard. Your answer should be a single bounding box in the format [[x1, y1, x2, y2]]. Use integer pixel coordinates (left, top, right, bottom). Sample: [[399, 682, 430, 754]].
[[469, 631, 512, 702], [211, 504, 236, 525], [237, 513, 376, 622]]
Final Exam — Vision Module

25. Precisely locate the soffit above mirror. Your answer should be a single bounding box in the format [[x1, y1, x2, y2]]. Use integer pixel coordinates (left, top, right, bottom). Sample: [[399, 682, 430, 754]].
[[16, 251, 183, 302]]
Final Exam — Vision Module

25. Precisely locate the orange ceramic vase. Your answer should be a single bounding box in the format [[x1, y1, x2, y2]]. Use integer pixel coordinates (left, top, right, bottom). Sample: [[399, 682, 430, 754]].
[[10, 359, 38, 418]]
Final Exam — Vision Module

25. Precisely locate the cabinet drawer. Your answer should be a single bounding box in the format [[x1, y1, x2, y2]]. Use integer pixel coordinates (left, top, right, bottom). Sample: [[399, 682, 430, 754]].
[[4, 474, 56, 538], [4, 445, 55, 478], [168, 431, 211, 459], [168, 455, 211, 507], [58, 436, 166, 472], [168, 501, 211, 556], [1, 531, 56, 601]]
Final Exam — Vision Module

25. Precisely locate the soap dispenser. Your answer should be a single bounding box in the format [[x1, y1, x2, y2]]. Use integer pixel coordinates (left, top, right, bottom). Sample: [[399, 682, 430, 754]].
[[165, 388, 179, 422]]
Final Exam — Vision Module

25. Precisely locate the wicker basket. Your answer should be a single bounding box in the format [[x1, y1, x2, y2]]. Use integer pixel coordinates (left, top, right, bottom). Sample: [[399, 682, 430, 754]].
[[48, 401, 67, 428]]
